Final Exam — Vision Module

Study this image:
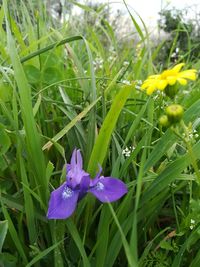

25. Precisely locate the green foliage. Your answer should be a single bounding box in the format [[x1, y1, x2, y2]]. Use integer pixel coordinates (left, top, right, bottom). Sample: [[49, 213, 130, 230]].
[[0, 0, 200, 266]]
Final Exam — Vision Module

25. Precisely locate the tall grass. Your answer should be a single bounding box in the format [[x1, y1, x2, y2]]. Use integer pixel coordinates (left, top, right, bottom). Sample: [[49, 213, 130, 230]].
[[0, 0, 200, 266]]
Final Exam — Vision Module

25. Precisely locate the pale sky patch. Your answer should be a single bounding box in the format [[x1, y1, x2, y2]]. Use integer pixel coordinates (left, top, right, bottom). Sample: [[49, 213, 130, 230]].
[[78, 0, 200, 27]]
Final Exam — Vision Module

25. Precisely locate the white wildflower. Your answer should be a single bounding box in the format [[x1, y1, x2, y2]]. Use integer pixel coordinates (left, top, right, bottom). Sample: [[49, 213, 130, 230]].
[[122, 146, 135, 157], [123, 61, 129, 67], [93, 57, 103, 70], [122, 80, 131, 85], [135, 79, 142, 90], [190, 219, 195, 230]]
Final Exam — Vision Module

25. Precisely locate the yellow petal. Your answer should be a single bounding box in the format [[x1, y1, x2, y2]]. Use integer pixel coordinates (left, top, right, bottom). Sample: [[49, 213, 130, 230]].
[[148, 74, 160, 79], [157, 79, 168, 90], [179, 70, 197, 80], [141, 82, 149, 89], [172, 63, 185, 73], [166, 76, 177, 85], [161, 69, 173, 78], [177, 77, 187, 85], [141, 79, 156, 89], [146, 85, 156, 95], [141, 85, 146, 90]]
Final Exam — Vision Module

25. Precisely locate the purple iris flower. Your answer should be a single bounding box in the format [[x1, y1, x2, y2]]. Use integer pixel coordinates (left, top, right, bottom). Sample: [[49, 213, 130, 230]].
[[47, 149, 128, 219]]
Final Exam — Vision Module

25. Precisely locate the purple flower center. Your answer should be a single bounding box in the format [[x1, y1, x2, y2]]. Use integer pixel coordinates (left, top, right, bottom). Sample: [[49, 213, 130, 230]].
[[95, 182, 104, 191], [62, 187, 73, 199]]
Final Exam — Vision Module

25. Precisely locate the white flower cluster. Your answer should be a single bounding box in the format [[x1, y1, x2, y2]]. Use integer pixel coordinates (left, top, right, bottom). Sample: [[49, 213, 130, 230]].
[[123, 61, 129, 67], [183, 129, 199, 141], [190, 219, 196, 230], [122, 146, 135, 157], [135, 80, 142, 90], [108, 47, 117, 63], [121, 80, 131, 85], [93, 57, 103, 71]]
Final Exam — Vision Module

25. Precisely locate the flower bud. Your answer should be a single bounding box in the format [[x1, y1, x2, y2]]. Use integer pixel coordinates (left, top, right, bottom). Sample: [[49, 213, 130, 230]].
[[165, 104, 184, 123], [159, 115, 170, 127]]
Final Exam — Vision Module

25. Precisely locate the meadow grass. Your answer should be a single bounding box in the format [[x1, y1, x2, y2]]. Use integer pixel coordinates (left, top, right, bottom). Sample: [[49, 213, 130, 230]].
[[0, 0, 200, 266]]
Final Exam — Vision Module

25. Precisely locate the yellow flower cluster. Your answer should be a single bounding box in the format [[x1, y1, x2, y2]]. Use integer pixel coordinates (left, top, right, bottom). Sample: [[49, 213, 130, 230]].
[[141, 63, 197, 95]]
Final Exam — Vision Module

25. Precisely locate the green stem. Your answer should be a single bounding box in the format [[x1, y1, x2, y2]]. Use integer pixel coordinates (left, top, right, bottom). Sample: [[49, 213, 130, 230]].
[[20, 35, 83, 63], [171, 186, 180, 232]]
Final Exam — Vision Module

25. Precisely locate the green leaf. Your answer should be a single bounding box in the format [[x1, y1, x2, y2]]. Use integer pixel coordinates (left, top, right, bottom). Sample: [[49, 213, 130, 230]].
[[46, 161, 54, 184], [40, 52, 60, 67], [172, 225, 200, 267], [0, 123, 11, 155], [20, 36, 83, 64], [0, 252, 17, 267], [42, 67, 63, 85], [66, 219, 90, 267], [159, 240, 174, 251], [23, 65, 41, 84], [4, 0, 47, 204], [0, 82, 12, 102], [42, 98, 100, 151], [26, 238, 64, 267], [88, 85, 132, 176], [1, 201, 28, 264], [107, 202, 137, 267], [0, 220, 8, 252], [141, 140, 200, 206], [95, 206, 110, 267]]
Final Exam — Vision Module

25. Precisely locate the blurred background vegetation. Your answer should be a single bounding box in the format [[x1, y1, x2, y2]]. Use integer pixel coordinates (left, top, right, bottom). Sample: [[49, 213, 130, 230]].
[[45, 0, 200, 64]]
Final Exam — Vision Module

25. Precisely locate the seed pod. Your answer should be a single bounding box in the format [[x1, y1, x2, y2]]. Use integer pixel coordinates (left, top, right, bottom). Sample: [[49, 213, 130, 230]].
[[165, 104, 184, 123], [159, 115, 170, 127]]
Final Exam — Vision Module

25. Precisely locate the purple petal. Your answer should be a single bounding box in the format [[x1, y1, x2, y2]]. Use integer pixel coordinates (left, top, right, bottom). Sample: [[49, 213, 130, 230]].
[[47, 182, 79, 219], [76, 149, 83, 168], [70, 149, 83, 168], [67, 168, 89, 188], [70, 148, 77, 167], [66, 163, 71, 173], [67, 149, 90, 188], [79, 175, 90, 200], [89, 177, 128, 202], [80, 175, 90, 192]]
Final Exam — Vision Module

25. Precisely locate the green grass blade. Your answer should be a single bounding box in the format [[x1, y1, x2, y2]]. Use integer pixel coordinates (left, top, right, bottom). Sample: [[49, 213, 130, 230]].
[[20, 35, 83, 63], [172, 225, 200, 267], [66, 219, 90, 267], [26, 238, 64, 267], [3, 0, 47, 203], [0, 220, 8, 253], [83, 38, 97, 164], [107, 202, 137, 267], [19, 154, 37, 244], [122, 0, 144, 41], [1, 200, 28, 264], [141, 140, 200, 206], [42, 98, 100, 151], [95, 206, 110, 267], [88, 85, 132, 176]]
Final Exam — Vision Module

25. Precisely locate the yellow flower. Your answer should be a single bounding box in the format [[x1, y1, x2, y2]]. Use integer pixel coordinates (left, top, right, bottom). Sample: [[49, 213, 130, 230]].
[[141, 63, 197, 95]]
